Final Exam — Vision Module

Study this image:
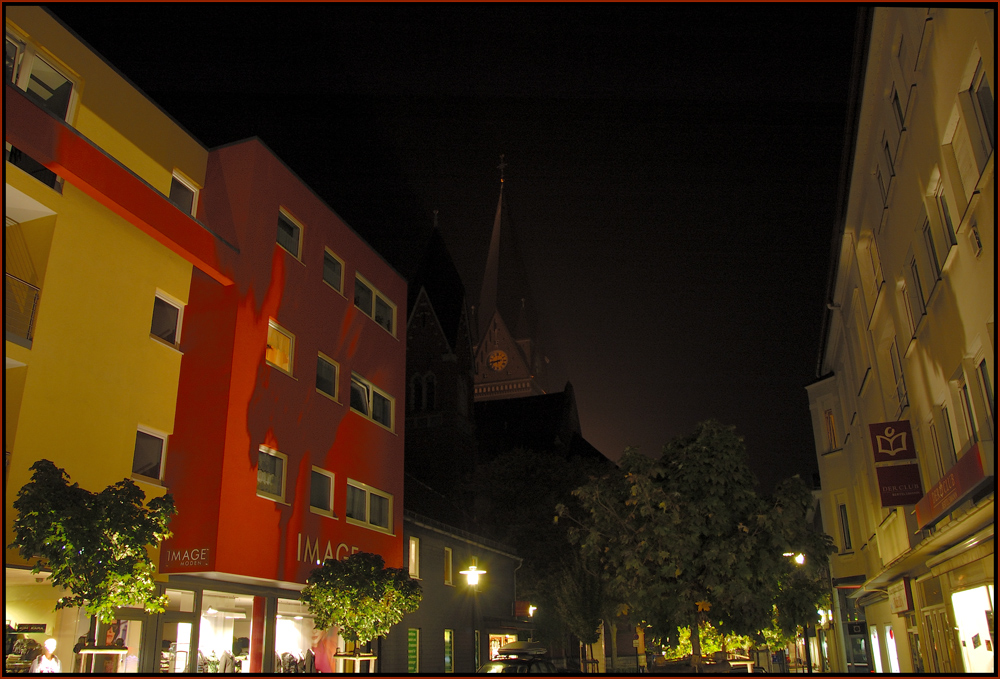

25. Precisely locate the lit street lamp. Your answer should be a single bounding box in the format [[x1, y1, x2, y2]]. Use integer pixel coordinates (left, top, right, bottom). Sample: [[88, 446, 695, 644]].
[[460, 559, 487, 670]]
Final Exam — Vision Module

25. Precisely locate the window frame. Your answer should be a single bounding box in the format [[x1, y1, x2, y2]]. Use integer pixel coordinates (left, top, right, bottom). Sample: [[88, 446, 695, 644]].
[[322, 248, 345, 293], [256, 445, 288, 503], [345, 479, 394, 534], [838, 502, 853, 552], [444, 546, 454, 586], [309, 466, 336, 519], [444, 629, 455, 674], [265, 319, 295, 376], [408, 536, 420, 579], [316, 352, 339, 401], [168, 171, 200, 217], [132, 426, 167, 483], [150, 290, 184, 349], [823, 409, 838, 451], [350, 373, 395, 431], [5, 30, 79, 122], [354, 272, 397, 336], [276, 209, 303, 260]]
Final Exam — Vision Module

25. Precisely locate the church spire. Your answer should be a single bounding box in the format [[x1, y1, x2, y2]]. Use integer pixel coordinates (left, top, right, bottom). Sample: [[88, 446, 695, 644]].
[[477, 155, 505, 341]]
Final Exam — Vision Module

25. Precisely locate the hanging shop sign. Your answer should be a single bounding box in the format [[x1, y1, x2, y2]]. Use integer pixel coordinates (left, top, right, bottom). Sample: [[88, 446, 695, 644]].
[[869, 420, 916, 462], [875, 464, 924, 506], [915, 443, 988, 529], [846, 622, 867, 636], [888, 579, 913, 614], [15, 624, 46, 634]]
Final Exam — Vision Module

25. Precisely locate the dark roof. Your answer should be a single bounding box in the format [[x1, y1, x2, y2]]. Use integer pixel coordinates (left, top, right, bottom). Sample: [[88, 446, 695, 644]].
[[403, 472, 477, 530], [408, 228, 468, 350], [474, 384, 609, 465]]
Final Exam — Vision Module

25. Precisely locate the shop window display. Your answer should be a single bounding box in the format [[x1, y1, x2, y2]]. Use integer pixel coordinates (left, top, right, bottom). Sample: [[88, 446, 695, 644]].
[[198, 591, 255, 673]]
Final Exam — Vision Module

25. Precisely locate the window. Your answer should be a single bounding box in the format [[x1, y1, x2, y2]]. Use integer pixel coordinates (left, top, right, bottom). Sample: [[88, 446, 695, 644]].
[[935, 185, 957, 250], [354, 273, 396, 335], [889, 340, 907, 412], [941, 405, 959, 463], [350, 374, 394, 430], [5, 144, 61, 190], [408, 537, 420, 579], [257, 446, 287, 502], [968, 219, 983, 257], [976, 359, 994, 436], [168, 173, 198, 216], [316, 353, 338, 400], [958, 379, 978, 446], [444, 547, 453, 585], [444, 629, 454, 674], [310, 467, 335, 518], [323, 249, 344, 292], [345, 480, 393, 532], [838, 503, 853, 552], [891, 85, 905, 132], [133, 429, 166, 481], [276, 211, 302, 259], [266, 319, 294, 374], [6, 32, 76, 120], [922, 218, 941, 281], [150, 293, 183, 347], [824, 409, 838, 450], [407, 629, 419, 674]]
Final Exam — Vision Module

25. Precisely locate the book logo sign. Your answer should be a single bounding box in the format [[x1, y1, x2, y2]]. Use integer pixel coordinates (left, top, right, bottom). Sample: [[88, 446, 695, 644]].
[[869, 420, 916, 463]]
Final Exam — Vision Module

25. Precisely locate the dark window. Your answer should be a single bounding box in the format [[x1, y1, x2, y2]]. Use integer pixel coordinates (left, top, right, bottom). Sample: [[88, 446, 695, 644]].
[[310, 471, 332, 512], [346, 484, 366, 520], [354, 277, 373, 315], [317, 356, 337, 398], [151, 296, 180, 345], [168, 176, 196, 215], [276, 213, 300, 257], [133, 431, 164, 479], [323, 252, 342, 291]]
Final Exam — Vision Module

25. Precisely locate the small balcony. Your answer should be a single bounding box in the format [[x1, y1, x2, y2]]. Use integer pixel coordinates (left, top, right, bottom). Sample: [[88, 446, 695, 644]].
[[5, 272, 40, 348]]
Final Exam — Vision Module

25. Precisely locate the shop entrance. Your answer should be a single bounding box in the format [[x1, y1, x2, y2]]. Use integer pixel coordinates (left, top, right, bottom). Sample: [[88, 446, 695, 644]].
[[923, 605, 958, 673], [951, 585, 995, 672]]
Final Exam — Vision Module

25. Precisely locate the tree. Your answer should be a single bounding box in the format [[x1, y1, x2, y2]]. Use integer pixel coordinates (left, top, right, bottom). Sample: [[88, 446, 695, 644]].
[[9, 459, 176, 633], [559, 420, 832, 668], [300, 552, 422, 655]]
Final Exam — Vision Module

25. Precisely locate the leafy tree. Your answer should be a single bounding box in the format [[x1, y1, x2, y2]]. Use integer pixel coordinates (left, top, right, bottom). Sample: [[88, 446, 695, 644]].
[[9, 459, 176, 631], [559, 420, 832, 668], [300, 552, 422, 654]]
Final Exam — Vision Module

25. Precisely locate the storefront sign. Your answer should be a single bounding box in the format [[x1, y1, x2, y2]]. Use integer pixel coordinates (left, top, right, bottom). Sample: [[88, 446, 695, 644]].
[[888, 579, 913, 614], [869, 420, 916, 462], [15, 624, 46, 634], [915, 443, 987, 529], [875, 463, 924, 506], [164, 547, 211, 568], [846, 622, 867, 636], [296, 533, 360, 564]]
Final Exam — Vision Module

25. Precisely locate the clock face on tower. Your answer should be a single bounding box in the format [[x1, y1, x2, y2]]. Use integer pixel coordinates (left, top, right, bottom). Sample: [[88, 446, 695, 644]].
[[488, 349, 508, 371]]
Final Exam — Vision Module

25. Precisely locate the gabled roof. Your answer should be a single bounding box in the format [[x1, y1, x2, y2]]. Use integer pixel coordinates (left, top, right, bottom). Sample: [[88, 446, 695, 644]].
[[407, 228, 469, 351]]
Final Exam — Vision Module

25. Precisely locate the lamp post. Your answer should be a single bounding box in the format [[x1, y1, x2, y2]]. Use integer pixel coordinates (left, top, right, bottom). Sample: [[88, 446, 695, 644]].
[[461, 560, 486, 671]]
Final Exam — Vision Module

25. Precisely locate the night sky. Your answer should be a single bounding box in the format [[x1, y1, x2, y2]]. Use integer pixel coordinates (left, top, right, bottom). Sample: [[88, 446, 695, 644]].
[[46, 3, 861, 492]]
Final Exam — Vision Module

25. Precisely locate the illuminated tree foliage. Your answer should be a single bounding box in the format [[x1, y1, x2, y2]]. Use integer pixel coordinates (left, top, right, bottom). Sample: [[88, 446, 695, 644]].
[[301, 552, 422, 651], [559, 420, 834, 668], [9, 459, 176, 625]]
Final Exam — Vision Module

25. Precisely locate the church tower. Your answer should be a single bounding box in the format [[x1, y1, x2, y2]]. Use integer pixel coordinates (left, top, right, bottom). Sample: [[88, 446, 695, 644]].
[[473, 157, 546, 401]]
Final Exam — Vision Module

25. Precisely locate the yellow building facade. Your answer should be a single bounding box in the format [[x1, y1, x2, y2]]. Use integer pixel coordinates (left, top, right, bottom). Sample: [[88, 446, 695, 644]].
[[807, 7, 994, 674], [5, 6, 221, 669]]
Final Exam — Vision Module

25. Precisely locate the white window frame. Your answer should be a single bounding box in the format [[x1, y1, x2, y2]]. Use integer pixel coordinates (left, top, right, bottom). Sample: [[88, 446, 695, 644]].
[[823, 409, 838, 451], [354, 272, 396, 336], [5, 30, 79, 122], [350, 373, 394, 431], [309, 466, 336, 518], [316, 352, 339, 401], [132, 426, 167, 483], [322, 247, 345, 293], [266, 319, 295, 376], [444, 546, 454, 586], [150, 290, 184, 349], [889, 339, 908, 414], [837, 500, 853, 553], [976, 358, 994, 439], [408, 536, 420, 579], [345, 479, 394, 534], [276, 209, 303, 260], [168, 171, 200, 217], [256, 445, 288, 503]]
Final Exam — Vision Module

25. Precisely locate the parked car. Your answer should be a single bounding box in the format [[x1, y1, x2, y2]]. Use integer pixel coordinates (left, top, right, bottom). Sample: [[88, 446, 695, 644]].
[[478, 642, 562, 674]]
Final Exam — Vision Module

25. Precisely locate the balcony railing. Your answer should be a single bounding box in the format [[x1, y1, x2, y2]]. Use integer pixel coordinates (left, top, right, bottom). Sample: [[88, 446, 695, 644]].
[[5, 272, 40, 345]]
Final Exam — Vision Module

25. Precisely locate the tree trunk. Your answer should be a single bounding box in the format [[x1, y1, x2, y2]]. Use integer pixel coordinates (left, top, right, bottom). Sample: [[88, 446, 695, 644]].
[[690, 618, 702, 668], [609, 619, 619, 671]]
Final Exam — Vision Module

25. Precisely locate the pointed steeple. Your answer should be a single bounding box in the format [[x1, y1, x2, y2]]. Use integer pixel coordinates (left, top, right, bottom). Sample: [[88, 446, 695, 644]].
[[476, 155, 505, 341]]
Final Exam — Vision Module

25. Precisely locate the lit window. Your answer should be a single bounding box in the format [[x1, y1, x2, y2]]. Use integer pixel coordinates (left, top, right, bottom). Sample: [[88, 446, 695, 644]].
[[345, 480, 393, 533], [168, 173, 198, 216], [266, 320, 295, 374], [323, 249, 344, 292], [257, 446, 287, 502], [316, 354, 338, 400], [350, 374, 394, 430], [444, 629, 454, 674], [150, 293, 183, 347], [276, 211, 302, 258], [823, 409, 838, 450], [133, 429, 166, 481], [310, 467, 335, 518], [408, 537, 420, 579], [354, 273, 395, 335], [444, 547, 453, 586]]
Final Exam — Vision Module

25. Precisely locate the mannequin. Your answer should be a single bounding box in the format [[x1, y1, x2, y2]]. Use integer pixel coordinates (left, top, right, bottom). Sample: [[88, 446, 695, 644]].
[[29, 638, 61, 673]]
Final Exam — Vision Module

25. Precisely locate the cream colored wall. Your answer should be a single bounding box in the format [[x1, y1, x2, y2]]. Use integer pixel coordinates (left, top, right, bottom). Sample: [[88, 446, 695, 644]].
[[5, 6, 208, 199]]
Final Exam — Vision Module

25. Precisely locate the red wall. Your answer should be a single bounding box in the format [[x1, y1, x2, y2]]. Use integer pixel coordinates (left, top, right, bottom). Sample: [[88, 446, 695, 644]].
[[163, 140, 406, 582]]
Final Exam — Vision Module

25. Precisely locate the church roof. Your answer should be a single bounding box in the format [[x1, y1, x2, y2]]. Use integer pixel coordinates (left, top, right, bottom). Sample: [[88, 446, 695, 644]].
[[408, 227, 468, 350]]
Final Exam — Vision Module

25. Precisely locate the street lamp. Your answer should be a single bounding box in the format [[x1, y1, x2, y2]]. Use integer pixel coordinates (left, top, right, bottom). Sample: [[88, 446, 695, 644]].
[[460, 559, 487, 670]]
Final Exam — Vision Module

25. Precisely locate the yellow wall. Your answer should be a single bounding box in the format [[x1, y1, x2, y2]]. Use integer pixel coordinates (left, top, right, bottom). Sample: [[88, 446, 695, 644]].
[[4, 162, 191, 566], [5, 6, 209, 199]]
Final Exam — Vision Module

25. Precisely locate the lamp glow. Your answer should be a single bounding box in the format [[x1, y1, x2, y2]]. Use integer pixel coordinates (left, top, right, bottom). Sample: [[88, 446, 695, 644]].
[[460, 561, 486, 586]]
